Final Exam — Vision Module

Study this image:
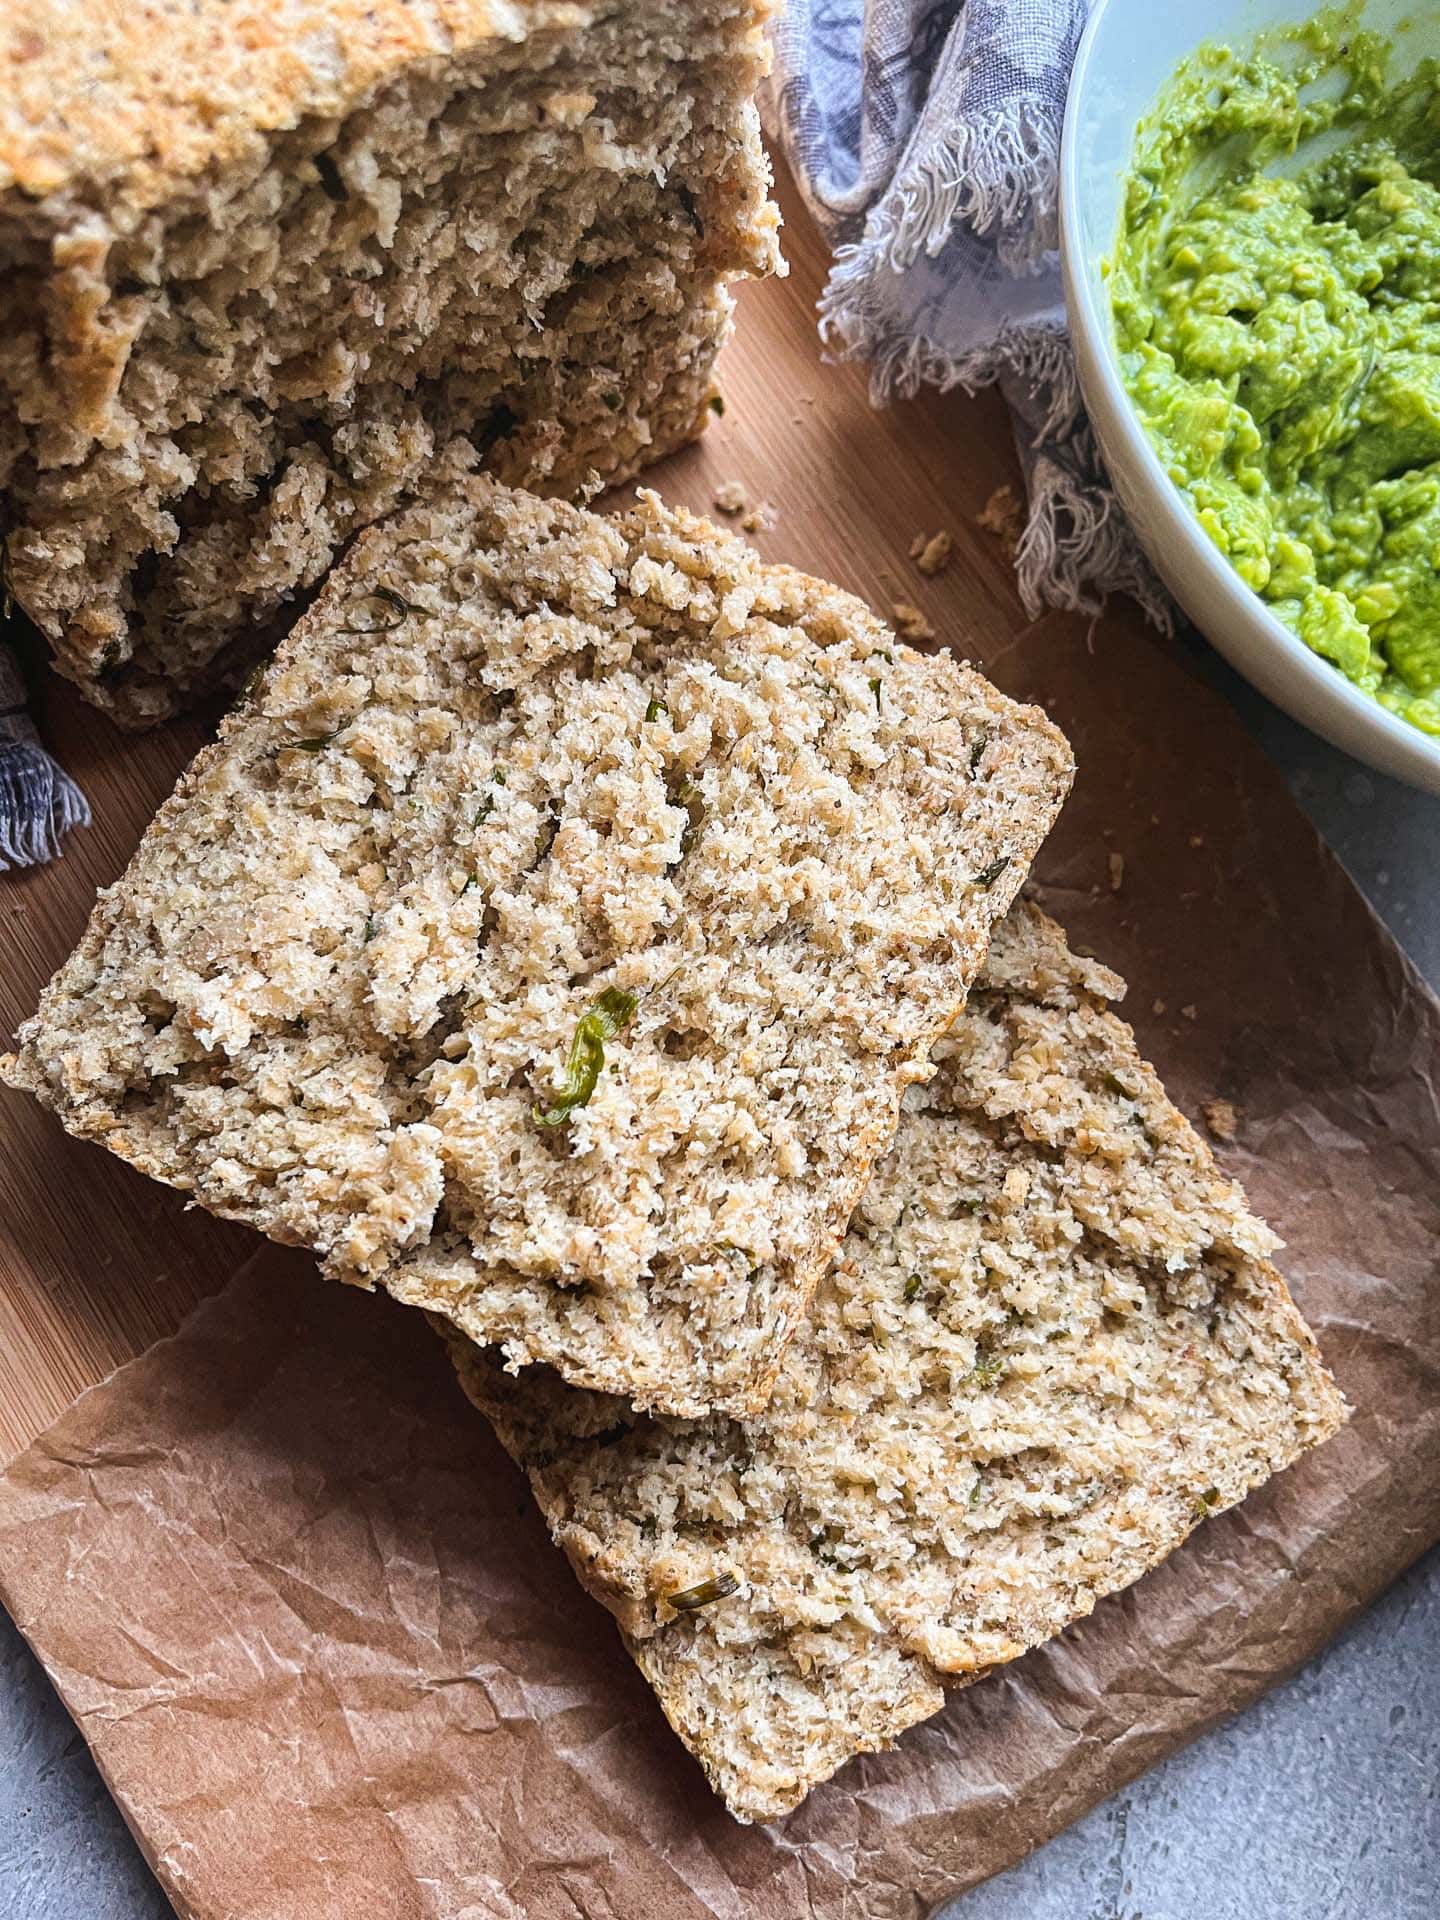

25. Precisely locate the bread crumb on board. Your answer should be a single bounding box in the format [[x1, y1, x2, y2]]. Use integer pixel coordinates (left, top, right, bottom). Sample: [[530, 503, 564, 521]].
[[712, 480, 775, 535], [1108, 851, 1125, 892], [1203, 1099, 1241, 1143], [977, 484, 1024, 558], [909, 530, 953, 577], [891, 602, 936, 643]]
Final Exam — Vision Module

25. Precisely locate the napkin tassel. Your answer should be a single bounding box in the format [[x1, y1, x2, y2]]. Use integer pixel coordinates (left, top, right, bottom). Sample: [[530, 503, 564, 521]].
[[0, 739, 90, 871], [832, 102, 1068, 282], [0, 643, 91, 872]]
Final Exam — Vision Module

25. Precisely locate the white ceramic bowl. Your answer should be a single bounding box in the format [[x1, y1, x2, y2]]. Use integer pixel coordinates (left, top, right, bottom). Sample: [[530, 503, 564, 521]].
[[1060, 0, 1440, 795]]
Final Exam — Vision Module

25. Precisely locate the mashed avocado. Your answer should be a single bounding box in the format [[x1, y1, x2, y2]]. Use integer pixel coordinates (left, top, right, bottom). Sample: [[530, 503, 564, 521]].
[[1112, 9, 1440, 735]]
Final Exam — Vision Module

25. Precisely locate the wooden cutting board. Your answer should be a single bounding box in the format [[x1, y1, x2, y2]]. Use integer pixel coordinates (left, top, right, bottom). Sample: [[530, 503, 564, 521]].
[[2, 163, 1434, 1465]]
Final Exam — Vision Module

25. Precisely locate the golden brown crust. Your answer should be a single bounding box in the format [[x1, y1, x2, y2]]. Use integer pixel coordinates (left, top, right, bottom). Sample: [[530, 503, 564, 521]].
[[4, 4, 613, 203]]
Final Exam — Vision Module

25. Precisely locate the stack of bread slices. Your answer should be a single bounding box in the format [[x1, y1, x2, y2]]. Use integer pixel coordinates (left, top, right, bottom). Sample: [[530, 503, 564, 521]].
[[1, 0, 1344, 1824]]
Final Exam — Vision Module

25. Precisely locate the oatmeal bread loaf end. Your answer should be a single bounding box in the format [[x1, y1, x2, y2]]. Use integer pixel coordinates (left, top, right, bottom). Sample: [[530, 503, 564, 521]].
[[0, 0, 781, 722], [450, 903, 1346, 1819]]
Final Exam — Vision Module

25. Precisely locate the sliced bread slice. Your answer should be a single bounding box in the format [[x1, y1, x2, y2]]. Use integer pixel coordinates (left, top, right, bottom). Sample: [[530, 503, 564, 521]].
[[447, 902, 1347, 1818], [5, 468, 1073, 1416]]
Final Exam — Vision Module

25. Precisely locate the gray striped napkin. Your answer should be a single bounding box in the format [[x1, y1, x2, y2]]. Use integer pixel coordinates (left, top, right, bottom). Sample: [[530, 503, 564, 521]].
[[0, 636, 90, 872]]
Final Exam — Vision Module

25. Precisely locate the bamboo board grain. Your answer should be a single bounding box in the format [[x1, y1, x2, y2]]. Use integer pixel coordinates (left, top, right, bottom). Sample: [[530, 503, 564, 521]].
[[0, 165, 1429, 1463]]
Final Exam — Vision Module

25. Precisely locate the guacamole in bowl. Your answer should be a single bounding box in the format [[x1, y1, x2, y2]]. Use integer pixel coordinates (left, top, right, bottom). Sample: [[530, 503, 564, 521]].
[[1111, 7, 1440, 737]]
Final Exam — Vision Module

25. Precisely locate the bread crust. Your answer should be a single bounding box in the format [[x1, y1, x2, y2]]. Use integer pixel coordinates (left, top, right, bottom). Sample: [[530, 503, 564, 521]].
[[3, 3, 727, 204]]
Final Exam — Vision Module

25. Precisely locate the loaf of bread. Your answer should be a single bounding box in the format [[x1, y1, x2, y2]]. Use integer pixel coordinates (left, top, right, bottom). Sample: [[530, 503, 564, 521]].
[[0, 0, 780, 724], [448, 902, 1347, 1820], [3, 467, 1073, 1416]]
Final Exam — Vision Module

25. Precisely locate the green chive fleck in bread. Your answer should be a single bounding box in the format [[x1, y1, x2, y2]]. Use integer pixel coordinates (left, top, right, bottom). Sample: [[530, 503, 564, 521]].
[[446, 901, 1347, 1820], [0, 0, 781, 724], [3, 467, 1073, 1417]]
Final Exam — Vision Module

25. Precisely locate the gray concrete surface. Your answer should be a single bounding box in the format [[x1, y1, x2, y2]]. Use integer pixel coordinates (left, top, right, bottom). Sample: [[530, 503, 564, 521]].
[[2, 644, 1437, 1918]]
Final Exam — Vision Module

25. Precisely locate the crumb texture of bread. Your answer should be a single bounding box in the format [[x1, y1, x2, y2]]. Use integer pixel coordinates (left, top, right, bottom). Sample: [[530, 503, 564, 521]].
[[4, 471, 1073, 1416], [0, 0, 781, 722], [448, 902, 1347, 1821]]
